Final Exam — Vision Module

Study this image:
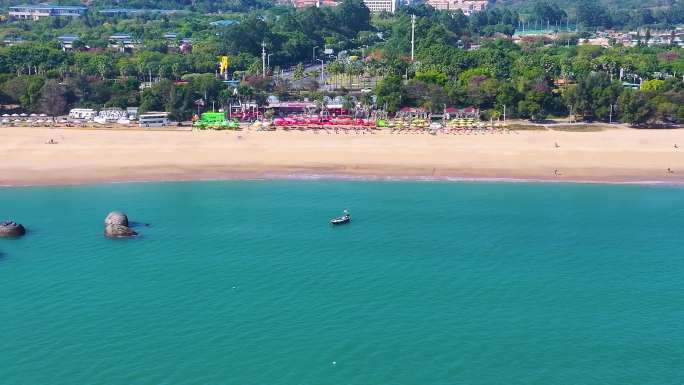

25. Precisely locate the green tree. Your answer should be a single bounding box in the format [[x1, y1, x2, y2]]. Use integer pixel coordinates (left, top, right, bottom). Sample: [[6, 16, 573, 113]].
[[374, 74, 406, 114], [293, 63, 305, 81], [618, 90, 656, 126], [39, 79, 67, 120]]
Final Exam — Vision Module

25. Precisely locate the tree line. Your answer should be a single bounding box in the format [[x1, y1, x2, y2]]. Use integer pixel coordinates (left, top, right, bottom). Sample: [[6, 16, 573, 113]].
[[0, 0, 682, 126]]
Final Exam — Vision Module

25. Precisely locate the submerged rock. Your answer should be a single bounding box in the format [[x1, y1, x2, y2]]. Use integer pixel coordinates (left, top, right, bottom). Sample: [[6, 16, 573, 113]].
[[104, 212, 138, 238], [0, 220, 26, 238]]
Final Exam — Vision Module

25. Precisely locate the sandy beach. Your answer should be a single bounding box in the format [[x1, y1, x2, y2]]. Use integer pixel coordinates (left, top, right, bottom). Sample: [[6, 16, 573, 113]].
[[1, 125, 683, 186]]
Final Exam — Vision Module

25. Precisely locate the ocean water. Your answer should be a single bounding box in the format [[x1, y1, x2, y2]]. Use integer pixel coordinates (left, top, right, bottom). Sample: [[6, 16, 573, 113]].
[[1, 180, 683, 385]]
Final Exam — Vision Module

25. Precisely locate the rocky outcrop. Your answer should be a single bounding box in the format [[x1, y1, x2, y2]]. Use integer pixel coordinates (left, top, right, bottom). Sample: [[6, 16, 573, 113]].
[[105, 211, 129, 227], [104, 211, 138, 238], [0, 220, 26, 238]]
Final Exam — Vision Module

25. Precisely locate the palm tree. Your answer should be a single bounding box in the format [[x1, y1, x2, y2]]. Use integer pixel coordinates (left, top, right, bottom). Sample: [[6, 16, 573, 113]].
[[326, 61, 344, 90], [313, 93, 327, 114]]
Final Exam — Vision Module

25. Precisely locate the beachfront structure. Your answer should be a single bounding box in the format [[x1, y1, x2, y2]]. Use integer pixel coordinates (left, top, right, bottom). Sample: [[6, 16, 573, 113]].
[[68, 108, 97, 120], [444, 106, 479, 119], [94, 108, 129, 124], [9, 4, 86, 20], [363, 0, 398, 13], [267, 101, 317, 116], [425, 0, 487, 15], [139, 112, 169, 128], [193, 112, 239, 129]]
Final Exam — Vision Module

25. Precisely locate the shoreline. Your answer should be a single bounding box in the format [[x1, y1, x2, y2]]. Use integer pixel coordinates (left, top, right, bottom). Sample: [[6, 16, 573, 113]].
[[3, 167, 684, 188], [1, 126, 683, 188]]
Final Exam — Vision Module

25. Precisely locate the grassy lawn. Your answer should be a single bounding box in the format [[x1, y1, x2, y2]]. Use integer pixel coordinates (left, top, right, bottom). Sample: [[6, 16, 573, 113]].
[[507, 123, 547, 131]]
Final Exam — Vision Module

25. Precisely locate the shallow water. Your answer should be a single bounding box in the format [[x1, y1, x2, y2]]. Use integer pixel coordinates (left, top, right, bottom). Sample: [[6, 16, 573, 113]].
[[1, 180, 683, 385]]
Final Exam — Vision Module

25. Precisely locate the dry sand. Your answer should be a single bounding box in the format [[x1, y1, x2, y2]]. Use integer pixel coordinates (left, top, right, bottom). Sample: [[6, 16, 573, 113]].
[[1, 126, 683, 186]]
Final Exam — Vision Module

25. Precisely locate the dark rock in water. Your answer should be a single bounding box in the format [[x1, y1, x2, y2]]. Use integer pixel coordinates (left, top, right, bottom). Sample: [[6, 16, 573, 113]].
[[0, 220, 26, 238], [104, 212, 137, 238], [104, 224, 138, 238], [105, 211, 129, 227]]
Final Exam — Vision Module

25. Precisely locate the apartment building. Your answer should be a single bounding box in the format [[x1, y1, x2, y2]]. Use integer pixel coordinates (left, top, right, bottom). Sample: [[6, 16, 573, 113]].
[[363, 0, 398, 13]]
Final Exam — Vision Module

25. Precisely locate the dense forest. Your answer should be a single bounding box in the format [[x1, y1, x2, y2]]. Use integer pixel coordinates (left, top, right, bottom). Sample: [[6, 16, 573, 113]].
[[0, 0, 681, 126]]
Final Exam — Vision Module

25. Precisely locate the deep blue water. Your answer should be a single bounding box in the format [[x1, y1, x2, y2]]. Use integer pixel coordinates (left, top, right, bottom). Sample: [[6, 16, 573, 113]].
[[1, 180, 683, 385]]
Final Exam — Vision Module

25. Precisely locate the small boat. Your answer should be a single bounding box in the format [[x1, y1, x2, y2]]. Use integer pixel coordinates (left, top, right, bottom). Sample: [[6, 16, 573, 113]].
[[330, 210, 351, 225]]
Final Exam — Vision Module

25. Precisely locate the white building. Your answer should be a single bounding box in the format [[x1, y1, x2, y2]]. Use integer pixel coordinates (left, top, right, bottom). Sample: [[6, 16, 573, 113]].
[[9, 4, 86, 20], [426, 0, 487, 15], [363, 0, 398, 13]]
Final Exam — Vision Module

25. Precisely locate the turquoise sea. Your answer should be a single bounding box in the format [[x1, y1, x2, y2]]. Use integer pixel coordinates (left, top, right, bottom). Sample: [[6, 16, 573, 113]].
[[1, 180, 683, 385]]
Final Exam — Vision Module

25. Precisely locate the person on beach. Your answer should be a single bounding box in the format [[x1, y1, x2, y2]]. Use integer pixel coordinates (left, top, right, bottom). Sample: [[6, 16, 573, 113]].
[[554, 169, 559, 176], [555, 142, 560, 148], [667, 168, 674, 174]]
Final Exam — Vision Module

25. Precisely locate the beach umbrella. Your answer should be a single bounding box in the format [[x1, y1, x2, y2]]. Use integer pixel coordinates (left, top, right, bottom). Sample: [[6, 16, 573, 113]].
[[20, 113, 27, 117], [11, 113, 18, 117], [39, 113, 47, 117], [2, 114, 8, 117]]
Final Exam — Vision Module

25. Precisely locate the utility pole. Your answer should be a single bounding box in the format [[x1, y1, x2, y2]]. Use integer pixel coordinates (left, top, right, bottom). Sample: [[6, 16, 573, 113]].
[[267, 53, 273, 68], [609, 104, 614, 124], [261, 41, 266, 77], [317, 59, 324, 90], [503, 104, 506, 123], [411, 14, 416, 62], [313, 46, 319, 63]]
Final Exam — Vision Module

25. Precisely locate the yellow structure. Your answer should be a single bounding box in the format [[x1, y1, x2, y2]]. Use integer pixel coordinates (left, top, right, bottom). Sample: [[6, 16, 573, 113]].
[[219, 56, 230, 76]]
